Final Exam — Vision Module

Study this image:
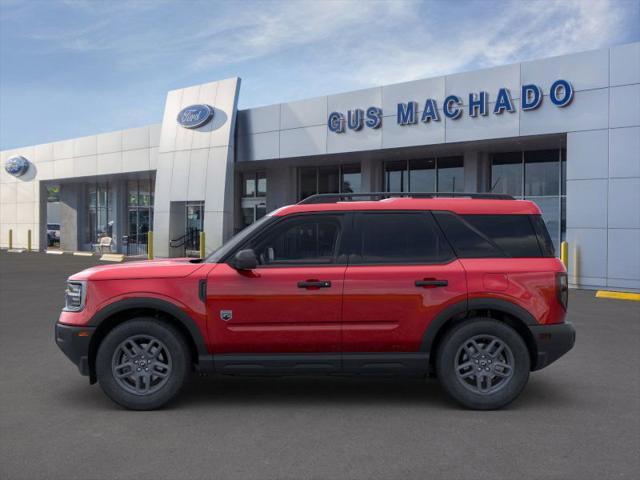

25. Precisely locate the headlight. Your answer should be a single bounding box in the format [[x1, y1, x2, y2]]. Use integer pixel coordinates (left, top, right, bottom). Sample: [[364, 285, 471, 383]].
[[64, 281, 86, 312]]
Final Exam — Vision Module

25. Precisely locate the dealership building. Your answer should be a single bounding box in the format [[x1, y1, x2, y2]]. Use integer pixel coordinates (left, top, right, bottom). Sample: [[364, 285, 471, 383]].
[[1, 42, 639, 291]]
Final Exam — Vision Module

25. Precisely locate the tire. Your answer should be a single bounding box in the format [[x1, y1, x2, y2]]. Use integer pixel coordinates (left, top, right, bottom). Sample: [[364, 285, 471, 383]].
[[436, 318, 530, 410], [96, 318, 191, 410]]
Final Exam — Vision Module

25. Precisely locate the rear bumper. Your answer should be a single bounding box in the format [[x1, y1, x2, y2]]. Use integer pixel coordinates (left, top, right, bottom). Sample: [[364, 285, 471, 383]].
[[55, 323, 95, 376], [530, 321, 576, 371]]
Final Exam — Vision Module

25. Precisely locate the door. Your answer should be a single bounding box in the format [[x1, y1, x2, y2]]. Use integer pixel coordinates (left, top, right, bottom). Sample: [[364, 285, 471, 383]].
[[185, 202, 204, 256], [206, 213, 347, 354], [341, 212, 467, 355]]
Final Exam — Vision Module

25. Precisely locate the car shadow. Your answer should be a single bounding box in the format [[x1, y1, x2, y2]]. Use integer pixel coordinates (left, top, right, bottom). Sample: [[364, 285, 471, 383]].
[[58, 374, 578, 412]]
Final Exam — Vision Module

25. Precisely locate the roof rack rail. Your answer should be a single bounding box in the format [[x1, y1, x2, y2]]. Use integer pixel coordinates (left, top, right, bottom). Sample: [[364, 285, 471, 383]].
[[297, 192, 515, 204]]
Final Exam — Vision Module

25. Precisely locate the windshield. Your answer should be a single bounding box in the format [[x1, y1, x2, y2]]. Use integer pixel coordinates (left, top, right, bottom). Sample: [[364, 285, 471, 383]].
[[206, 215, 273, 263]]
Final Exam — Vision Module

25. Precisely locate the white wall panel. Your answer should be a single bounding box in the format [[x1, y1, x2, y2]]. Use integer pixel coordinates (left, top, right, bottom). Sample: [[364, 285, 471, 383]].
[[96, 152, 122, 175], [521, 48, 609, 92], [328, 87, 382, 113], [610, 43, 640, 86], [608, 178, 640, 228], [149, 124, 161, 147], [281, 97, 327, 130], [73, 155, 97, 178], [237, 132, 279, 162], [446, 64, 520, 101], [280, 126, 327, 157], [608, 229, 640, 280], [566, 129, 609, 180], [34, 143, 54, 163], [122, 126, 150, 151], [239, 104, 281, 134], [53, 140, 74, 160], [74, 135, 97, 157], [566, 228, 608, 278], [187, 148, 208, 201], [53, 158, 74, 178], [609, 84, 640, 128], [446, 104, 519, 142], [609, 127, 640, 178], [97, 131, 122, 154], [122, 148, 150, 173], [566, 179, 607, 228]]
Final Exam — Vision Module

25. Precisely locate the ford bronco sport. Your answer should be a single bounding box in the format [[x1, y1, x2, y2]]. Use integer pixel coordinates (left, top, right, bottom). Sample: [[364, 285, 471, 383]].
[[56, 193, 575, 410]]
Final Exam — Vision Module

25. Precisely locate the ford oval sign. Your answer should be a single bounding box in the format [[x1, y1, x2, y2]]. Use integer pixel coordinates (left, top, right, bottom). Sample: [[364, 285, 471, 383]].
[[5, 156, 30, 177], [176, 104, 214, 129]]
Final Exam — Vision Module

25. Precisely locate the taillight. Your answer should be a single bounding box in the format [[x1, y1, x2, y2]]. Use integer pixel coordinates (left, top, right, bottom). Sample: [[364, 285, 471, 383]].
[[556, 272, 568, 310]]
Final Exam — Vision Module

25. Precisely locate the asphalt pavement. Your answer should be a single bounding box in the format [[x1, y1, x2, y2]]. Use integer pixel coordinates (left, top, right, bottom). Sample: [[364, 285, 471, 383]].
[[0, 251, 638, 480]]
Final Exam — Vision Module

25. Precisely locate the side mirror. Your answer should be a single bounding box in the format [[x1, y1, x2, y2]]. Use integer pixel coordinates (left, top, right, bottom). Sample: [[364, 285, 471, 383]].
[[231, 249, 258, 270]]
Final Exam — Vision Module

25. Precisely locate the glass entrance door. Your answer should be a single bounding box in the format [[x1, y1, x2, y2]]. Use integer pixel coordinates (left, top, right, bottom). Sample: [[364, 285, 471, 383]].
[[185, 202, 204, 256]]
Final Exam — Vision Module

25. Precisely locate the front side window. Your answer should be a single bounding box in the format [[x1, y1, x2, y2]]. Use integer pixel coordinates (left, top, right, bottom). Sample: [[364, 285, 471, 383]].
[[249, 215, 343, 266], [353, 212, 453, 264]]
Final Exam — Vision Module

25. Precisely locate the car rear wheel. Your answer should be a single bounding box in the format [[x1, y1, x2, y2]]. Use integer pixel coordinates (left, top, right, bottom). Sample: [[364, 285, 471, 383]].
[[436, 318, 530, 410], [96, 318, 190, 410]]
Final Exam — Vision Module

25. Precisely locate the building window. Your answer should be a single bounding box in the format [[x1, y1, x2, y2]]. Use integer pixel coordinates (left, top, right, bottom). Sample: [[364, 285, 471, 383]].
[[126, 177, 154, 255], [490, 149, 566, 252], [86, 182, 113, 247], [383, 156, 464, 193], [241, 172, 267, 229], [242, 171, 267, 197], [490, 152, 522, 196], [297, 164, 361, 201]]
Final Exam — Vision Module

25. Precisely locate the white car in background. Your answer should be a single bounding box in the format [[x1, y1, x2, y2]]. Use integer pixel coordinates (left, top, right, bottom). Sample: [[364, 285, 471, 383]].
[[47, 223, 60, 246]]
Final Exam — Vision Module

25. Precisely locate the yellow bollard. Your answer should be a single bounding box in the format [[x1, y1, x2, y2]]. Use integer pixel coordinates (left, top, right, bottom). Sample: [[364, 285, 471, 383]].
[[560, 241, 568, 269], [199, 231, 205, 259], [147, 231, 154, 260], [8, 229, 12, 249], [28, 229, 32, 252]]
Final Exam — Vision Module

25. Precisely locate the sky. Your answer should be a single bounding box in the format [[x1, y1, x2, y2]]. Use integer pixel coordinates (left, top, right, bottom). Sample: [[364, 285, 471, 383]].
[[1, 0, 639, 150]]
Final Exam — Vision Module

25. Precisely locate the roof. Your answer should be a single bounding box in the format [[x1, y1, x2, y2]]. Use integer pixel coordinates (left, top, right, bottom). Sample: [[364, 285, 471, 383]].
[[273, 197, 542, 216]]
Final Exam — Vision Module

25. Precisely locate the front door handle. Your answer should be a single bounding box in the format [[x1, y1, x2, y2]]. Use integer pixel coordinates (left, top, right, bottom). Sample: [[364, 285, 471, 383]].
[[297, 280, 332, 289], [415, 279, 448, 288]]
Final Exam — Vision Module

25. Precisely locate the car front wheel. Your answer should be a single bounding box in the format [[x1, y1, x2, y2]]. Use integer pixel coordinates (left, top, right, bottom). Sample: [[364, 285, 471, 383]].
[[96, 318, 190, 410], [436, 318, 530, 410]]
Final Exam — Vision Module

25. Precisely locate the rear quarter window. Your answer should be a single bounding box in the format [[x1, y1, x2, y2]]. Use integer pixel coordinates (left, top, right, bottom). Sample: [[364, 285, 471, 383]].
[[433, 212, 553, 258]]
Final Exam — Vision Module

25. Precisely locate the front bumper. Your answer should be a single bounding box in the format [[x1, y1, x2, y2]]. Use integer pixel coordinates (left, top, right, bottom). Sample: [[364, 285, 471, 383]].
[[530, 321, 576, 371], [55, 323, 95, 376]]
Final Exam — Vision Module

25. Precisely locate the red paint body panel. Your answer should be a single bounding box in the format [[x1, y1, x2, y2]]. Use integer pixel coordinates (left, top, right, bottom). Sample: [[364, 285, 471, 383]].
[[60, 262, 213, 349], [69, 258, 205, 281], [461, 258, 567, 325], [273, 198, 541, 217], [341, 261, 467, 351], [206, 263, 345, 353]]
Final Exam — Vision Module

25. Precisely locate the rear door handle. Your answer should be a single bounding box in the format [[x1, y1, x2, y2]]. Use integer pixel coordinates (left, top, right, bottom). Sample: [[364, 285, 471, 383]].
[[415, 279, 448, 288], [297, 280, 332, 289]]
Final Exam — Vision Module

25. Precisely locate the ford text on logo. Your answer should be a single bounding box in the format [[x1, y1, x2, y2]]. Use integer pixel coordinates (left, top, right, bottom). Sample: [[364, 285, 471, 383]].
[[328, 79, 573, 133], [4, 156, 30, 177], [176, 104, 214, 129]]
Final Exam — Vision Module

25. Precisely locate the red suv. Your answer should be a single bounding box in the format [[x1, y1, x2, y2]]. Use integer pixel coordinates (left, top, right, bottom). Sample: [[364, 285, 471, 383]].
[[56, 193, 575, 410]]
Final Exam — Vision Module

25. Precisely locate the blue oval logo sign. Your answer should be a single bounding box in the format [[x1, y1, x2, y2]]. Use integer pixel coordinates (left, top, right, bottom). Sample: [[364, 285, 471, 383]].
[[5, 156, 30, 177], [176, 104, 214, 129]]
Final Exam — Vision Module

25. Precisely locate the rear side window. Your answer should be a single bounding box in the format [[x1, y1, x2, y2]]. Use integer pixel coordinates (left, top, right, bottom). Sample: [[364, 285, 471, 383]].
[[434, 212, 553, 258], [352, 212, 454, 264]]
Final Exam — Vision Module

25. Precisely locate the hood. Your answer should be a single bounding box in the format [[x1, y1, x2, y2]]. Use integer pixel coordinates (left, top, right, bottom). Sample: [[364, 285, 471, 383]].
[[69, 258, 207, 281]]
